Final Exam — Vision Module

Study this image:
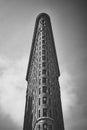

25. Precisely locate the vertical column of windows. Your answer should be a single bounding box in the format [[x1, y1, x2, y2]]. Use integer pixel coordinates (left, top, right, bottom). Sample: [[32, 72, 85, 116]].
[[42, 30, 48, 120], [37, 20, 53, 130], [38, 31, 42, 120]]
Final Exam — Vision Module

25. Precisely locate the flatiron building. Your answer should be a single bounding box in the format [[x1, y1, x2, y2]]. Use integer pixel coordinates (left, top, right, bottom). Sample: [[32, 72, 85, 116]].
[[23, 13, 65, 130]]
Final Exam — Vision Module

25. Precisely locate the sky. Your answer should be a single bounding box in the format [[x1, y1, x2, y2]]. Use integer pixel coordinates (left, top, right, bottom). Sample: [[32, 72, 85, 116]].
[[0, 0, 87, 130]]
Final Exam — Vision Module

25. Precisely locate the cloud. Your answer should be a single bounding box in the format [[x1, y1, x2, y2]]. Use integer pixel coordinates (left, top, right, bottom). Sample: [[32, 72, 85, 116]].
[[0, 111, 21, 130], [59, 70, 77, 118], [0, 56, 27, 126], [59, 66, 87, 130]]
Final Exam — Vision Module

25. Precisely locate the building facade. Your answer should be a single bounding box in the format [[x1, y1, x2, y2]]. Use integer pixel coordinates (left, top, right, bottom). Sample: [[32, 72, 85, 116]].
[[23, 13, 65, 130]]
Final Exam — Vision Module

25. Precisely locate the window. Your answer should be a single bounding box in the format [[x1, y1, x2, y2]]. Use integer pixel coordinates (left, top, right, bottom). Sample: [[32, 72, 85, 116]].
[[43, 86, 47, 93], [43, 97, 47, 104], [49, 110, 52, 117], [39, 88, 41, 94], [39, 71, 41, 76], [39, 57, 41, 61], [42, 44, 45, 49], [42, 69, 46, 75], [39, 110, 40, 117], [43, 108, 47, 116], [42, 40, 45, 44], [39, 51, 41, 55], [42, 35, 45, 39], [47, 70, 49, 76], [39, 46, 41, 50], [43, 123, 47, 130], [42, 77, 46, 84], [38, 125, 40, 130], [42, 62, 46, 67], [42, 49, 45, 55], [41, 20, 44, 25], [39, 98, 40, 105], [39, 41, 41, 45], [39, 79, 41, 85], [49, 125, 52, 130], [42, 56, 46, 60], [39, 36, 41, 40], [39, 64, 41, 69], [49, 98, 51, 105], [48, 88, 50, 94]]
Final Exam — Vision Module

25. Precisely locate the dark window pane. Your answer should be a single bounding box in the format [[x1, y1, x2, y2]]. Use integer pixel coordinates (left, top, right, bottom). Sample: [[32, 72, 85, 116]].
[[42, 44, 45, 49], [42, 62, 46, 67], [49, 125, 52, 130], [49, 110, 52, 117], [42, 77, 46, 84], [43, 108, 47, 116], [39, 79, 41, 85], [39, 64, 41, 69], [42, 49, 45, 55], [43, 86, 47, 93], [39, 71, 41, 76], [39, 88, 41, 94], [39, 98, 40, 105], [42, 40, 45, 44], [42, 35, 45, 39], [39, 57, 41, 61], [39, 110, 40, 117], [47, 70, 49, 76], [48, 88, 50, 94], [42, 69, 46, 75], [43, 123, 47, 130], [49, 98, 51, 105], [42, 56, 46, 60], [43, 97, 47, 104], [39, 51, 41, 55], [38, 125, 40, 130]]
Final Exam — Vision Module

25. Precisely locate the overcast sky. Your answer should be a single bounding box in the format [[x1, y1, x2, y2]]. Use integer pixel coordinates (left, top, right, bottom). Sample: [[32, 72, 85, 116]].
[[0, 0, 87, 130]]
